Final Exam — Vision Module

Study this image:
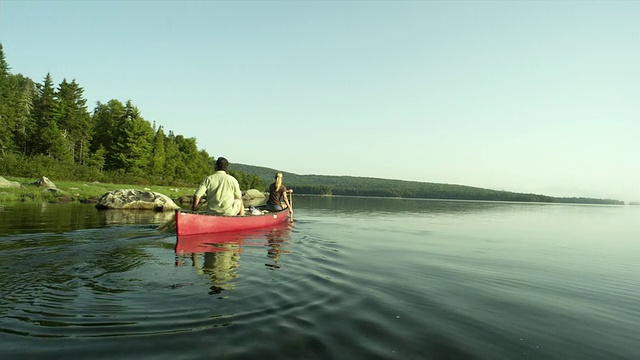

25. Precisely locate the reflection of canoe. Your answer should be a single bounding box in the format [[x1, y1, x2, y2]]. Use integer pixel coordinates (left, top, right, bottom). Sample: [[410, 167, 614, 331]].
[[175, 222, 291, 254], [174, 208, 290, 236], [175, 232, 245, 254]]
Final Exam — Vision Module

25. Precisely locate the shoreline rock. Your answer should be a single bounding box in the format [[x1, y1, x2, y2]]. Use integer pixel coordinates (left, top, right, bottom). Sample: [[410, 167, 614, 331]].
[[0, 176, 22, 189], [30, 176, 57, 189], [96, 189, 180, 211]]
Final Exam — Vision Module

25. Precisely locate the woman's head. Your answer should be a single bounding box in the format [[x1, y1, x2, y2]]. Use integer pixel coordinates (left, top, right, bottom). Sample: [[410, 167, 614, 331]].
[[275, 172, 283, 190]]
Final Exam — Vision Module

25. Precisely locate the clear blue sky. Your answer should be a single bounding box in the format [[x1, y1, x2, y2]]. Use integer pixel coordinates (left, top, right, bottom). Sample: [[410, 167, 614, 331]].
[[1, 1, 638, 201]]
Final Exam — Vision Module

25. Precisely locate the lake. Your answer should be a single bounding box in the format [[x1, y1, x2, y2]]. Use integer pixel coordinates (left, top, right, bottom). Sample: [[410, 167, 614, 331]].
[[0, 196, 638, 359]]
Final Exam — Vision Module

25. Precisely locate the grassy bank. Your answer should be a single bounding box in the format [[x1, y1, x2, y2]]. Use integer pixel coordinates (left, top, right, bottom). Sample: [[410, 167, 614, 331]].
[[0, 176, 196, 203]]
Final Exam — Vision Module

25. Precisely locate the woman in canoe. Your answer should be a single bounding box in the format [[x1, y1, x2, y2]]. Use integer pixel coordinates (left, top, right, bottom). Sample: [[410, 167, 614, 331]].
[[265, 172, 293, 216]]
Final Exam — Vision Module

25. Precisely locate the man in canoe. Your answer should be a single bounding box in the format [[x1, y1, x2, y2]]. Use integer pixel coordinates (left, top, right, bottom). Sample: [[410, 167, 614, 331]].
[[192, 157, 245, 216]]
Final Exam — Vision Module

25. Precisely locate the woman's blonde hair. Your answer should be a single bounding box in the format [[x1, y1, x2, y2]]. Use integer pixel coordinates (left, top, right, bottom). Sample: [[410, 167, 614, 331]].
[[275, 172, 283, 191]]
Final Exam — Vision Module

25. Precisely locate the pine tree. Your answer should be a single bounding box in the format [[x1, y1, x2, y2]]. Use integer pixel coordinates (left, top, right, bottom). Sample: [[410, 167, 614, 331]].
[[162, 131, 181, 180], [150, 126, 166, 175], [0, 43, 14, 156], [13, 75, 36, 156], [109, 100, 154, 173], [0, 44, 9, 77], [32, 73, 71, 162], [56, 79, 91, 164], [90, 99, 125, 170], [85, 144, 106, 171]]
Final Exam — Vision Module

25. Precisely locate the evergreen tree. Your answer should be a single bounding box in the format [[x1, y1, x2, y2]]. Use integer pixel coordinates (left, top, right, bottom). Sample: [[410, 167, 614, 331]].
[[150, 126, 166, 175], [0, 44, 271, 188], [0, 45, 36, 157], [0, 44, 9, 77], [13, 75, 36, 156], [166, 134, 211, 184], [56, 79, 91, 164], [85, 144, 106, 171], [32, 73, 71, 162], [90, 99, 125, 169], [0, 43, 14, 156], [109, 100, 154, 173], [162, 131, 181, 180]]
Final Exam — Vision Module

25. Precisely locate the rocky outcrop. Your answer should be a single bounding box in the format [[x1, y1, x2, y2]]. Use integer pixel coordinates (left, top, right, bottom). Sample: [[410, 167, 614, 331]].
[[242, 189, 266, 200], [96, 189, 180, 211], [0, 176, 22, 188], [30, 176, 56, 188]]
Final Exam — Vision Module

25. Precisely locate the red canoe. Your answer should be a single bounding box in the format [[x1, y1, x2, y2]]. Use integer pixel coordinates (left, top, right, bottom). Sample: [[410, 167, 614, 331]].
[[174, 208, 291, 236]]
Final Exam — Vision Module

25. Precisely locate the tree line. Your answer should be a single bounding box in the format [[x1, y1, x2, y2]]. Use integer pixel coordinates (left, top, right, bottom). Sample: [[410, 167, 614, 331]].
[[230, 164, 625, 205], [0, 43, 624, 205], [0, 44, 263, 190]]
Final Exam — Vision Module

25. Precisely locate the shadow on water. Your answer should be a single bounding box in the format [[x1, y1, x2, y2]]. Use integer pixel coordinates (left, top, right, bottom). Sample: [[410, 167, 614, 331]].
[[175, 223, 293, 294]]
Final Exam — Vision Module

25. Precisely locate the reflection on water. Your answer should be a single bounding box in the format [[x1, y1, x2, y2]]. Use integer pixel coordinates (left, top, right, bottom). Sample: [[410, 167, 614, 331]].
[[295, 194, 534, 215], [1, 198, 638, 360], [265, 226, 291, 269], [175, 223, 293, 293], [0, 202, 103, 235], [98, 209, 176, 225], [0, 203, 177, 236]]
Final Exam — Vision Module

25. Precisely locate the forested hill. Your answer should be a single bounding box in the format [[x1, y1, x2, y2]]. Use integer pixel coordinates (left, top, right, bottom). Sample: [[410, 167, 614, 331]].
[[230, 163, 624, 205]]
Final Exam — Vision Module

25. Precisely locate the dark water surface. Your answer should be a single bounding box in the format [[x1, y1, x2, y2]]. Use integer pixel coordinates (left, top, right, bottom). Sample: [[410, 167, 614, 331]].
[[0, 197, 638, 359]]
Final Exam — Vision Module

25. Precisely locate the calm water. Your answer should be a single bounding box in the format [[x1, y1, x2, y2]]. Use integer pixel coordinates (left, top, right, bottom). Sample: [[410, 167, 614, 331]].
[[0, 197, 638, 359]]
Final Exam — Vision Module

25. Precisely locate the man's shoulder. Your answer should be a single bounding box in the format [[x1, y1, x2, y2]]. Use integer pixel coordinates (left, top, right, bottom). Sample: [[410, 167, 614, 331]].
[[227, 174, 240, 184], [210, 171, 227, 179]]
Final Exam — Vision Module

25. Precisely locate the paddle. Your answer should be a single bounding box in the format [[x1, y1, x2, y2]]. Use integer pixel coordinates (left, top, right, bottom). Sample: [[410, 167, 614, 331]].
[[287, 189, 294, 222], [192, 197, 207, 212]]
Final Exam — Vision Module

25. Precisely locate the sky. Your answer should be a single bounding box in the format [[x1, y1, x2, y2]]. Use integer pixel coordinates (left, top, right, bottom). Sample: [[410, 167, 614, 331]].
[[1, 1, 638, 201]]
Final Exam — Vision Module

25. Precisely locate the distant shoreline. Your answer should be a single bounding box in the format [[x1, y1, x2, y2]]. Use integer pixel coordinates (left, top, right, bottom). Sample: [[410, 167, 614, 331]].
[[1, 176, 628, 206]]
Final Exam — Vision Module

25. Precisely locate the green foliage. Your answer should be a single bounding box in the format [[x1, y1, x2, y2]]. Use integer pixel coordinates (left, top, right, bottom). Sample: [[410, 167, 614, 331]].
[[0, 45, 30, 157], [0, 176, 197, 203], [150, 126, 166, 175], [12, 75, 36, 155], [90, 100, 124, 158], [109, 101, 154, 172], [0, 153, 105, 182], [56, 79, 92, 164], [32, 73, 66, 159], [0, 44, 258, 190]]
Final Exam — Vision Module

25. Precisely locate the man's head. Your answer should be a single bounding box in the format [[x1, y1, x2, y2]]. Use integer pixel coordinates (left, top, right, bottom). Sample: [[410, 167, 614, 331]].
[[216, 157, 229, 171]]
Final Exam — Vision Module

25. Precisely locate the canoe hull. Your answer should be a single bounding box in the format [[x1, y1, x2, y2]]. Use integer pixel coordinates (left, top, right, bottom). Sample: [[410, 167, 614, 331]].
[[175, 208, 290, 236], [175, 221, 292, 254]]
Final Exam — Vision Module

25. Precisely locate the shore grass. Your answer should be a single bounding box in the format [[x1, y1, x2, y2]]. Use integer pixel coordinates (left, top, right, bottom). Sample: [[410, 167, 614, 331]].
[[0, 176, 197, 203]]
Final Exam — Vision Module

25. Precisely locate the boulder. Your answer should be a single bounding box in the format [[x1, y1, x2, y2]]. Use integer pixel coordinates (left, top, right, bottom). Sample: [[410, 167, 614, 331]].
[[31, 176, 56, 188], [242, 189, 266, 200], [176, 195, 194, 204], [0, 176, 22, 188], [96, 189, 180, 211]]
